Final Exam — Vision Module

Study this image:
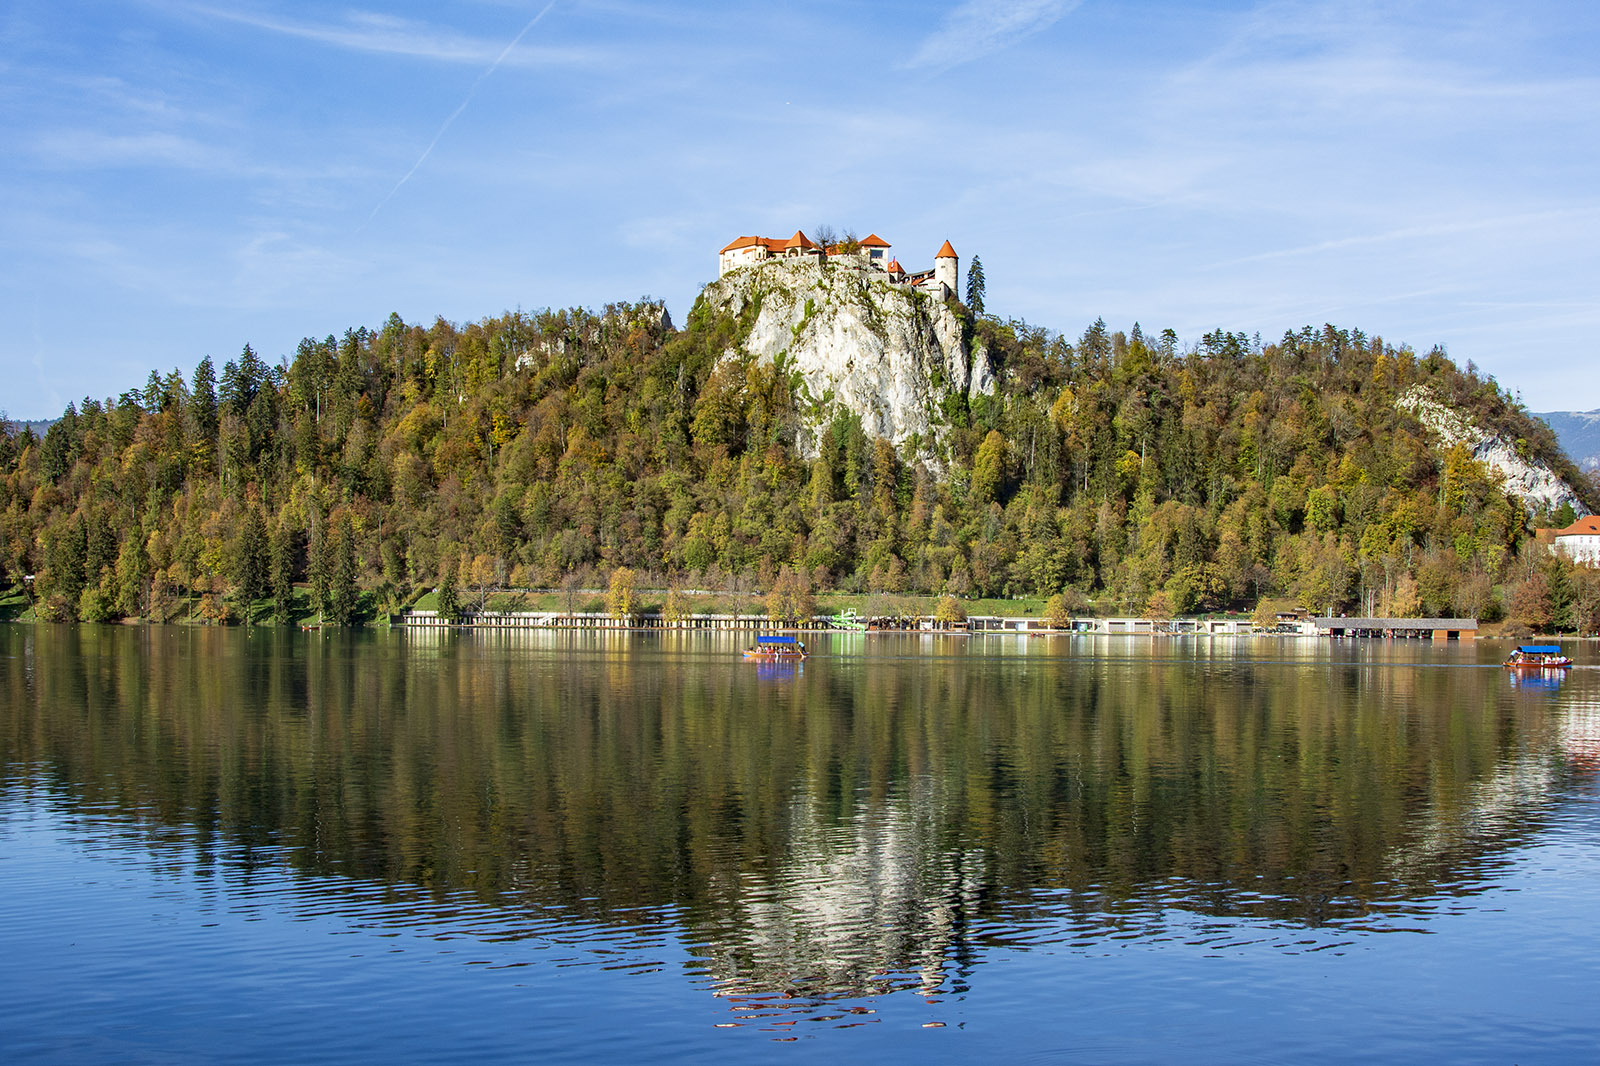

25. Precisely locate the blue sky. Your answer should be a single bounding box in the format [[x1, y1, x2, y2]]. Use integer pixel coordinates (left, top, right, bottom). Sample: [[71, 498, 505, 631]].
[[3, 0, 1598, 419]]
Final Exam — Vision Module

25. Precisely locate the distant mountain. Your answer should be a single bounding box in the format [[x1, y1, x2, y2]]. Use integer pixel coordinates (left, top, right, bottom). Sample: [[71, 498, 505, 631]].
[[1537, 410, 1600, 472], [3, 417, 55, 437]]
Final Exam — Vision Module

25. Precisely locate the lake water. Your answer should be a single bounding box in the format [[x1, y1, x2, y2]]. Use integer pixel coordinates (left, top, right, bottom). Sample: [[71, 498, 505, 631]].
[[2, 625, 1598, 1064]]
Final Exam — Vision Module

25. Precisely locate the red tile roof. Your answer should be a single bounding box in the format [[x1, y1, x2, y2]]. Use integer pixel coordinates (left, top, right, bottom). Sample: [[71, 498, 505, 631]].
[[886, 258, 903, 273], [935, 240, 957, 259], [720, 235, 795, 255], [784, 230, 817, 250], [859, 233, 890, 247]]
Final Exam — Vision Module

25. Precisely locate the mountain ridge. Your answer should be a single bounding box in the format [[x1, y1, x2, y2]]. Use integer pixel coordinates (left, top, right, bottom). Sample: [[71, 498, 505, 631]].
[[1536, 409, 1600, 474]]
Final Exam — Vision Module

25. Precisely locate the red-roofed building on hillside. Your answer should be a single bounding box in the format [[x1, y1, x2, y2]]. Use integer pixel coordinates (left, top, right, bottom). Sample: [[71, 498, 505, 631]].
[[1552, 515, 1600, 565], [719, 232, 815, 273], [717, 230, 961, 300], [856, 233, 890, 269]]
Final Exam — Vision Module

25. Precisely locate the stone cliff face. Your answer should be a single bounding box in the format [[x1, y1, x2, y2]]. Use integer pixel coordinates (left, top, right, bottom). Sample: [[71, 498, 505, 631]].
[[1399, 386, 1591, 518], [698, 256, 992, 456]]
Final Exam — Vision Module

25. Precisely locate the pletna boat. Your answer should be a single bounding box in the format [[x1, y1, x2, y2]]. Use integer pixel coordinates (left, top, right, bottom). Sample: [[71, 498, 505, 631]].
[[1503, 644, 1573, 669], [743, 635, 806, 661]]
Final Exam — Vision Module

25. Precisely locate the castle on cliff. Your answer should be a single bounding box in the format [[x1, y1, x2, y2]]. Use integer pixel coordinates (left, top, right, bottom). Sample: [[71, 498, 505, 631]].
[[718, 231, 960, 300]]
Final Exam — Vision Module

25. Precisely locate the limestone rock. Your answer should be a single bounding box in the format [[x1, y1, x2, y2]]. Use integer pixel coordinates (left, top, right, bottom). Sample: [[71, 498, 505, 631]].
[[1398, 386, 1590, 518], [699, 256, 991, 458]]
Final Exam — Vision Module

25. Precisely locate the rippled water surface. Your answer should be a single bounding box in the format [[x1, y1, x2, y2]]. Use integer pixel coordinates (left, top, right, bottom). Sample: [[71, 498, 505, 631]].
[[3, 625, 1599, 1063]]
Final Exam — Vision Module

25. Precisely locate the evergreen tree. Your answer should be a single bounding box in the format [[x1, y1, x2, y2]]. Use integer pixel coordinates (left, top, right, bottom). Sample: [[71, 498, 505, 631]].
[[49, 514, 88, 606], [307, 511, 330, 622], [1546, 555, 1577, 631], [966, 256, 985, 317], [84, 507, 117, 586], [436, 563, 461, 622], [191, 356, 218, 441], [114, 534, 150, 618], [270, 520, 295, 622], [232, 506, 269, 620], [328, 513, 359, 626], [190, 352, 219, 470]]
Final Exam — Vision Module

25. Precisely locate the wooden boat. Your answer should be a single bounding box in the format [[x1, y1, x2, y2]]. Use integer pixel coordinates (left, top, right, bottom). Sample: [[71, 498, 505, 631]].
[[1503, 644, 1572, 669], [743, 635, 806, 661]]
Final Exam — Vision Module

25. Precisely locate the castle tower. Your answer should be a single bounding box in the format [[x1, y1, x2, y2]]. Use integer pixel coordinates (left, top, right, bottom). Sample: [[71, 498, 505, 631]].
[[934, 240, 958, 299]]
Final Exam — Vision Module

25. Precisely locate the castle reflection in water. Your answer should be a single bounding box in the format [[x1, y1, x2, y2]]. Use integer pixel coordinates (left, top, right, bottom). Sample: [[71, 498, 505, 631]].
[[2, 625, 1593, 1005]]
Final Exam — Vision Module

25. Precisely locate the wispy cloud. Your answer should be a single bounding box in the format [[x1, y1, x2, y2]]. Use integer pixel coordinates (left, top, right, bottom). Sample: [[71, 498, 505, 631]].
[[25, 128, 367, 188], [904, 0, 1081, 71], [176, 2, 598, 67], [29, 129, 232, 171], [1204, 208, 1600, 270], [366, 1, 559, 224]]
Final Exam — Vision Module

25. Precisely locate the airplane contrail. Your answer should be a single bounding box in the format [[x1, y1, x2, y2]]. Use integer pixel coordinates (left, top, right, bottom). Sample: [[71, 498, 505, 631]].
[[366, 1, 557, 225]]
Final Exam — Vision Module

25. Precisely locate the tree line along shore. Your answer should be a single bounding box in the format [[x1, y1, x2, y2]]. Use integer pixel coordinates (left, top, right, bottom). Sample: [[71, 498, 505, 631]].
[[3, 295, 1598, 633]]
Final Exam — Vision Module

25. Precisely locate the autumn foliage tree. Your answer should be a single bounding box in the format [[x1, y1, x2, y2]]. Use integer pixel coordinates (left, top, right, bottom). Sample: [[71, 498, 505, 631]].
[[2, 296, 1591, 628], [607, 567, 638, 622]]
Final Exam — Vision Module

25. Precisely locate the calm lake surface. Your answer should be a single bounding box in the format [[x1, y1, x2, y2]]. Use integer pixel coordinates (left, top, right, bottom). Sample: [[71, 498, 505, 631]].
[[3, 625, 1598, 1064]]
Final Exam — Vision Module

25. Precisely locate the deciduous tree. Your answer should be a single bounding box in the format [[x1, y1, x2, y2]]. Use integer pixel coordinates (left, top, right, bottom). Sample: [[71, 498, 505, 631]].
[[607, 566, 638, 621]]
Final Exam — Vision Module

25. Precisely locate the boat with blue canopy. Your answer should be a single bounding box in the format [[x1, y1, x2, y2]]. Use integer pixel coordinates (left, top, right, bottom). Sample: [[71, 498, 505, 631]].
[[743, 635, 807, 661], [1503, 645, 1572, 669]]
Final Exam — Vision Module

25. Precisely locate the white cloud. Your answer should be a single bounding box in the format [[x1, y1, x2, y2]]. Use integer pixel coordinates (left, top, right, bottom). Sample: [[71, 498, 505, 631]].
[[1204, 208, 1600, 271], [24, 128, 368, 190], [29, 129, 231, 171], [905, 0, 1081, 71], [174, 2, 601, 67]]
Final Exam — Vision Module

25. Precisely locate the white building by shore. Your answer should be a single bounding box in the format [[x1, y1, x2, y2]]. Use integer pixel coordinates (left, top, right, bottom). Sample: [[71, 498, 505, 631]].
[[1551, 515, 1600, 564]]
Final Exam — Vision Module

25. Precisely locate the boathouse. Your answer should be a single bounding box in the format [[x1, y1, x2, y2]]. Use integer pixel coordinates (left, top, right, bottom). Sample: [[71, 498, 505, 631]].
[[1311, 617, 1478, 641]]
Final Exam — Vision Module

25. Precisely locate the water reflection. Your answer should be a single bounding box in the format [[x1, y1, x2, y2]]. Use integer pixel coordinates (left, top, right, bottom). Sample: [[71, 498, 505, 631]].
[[753, 661, 802, 683], [1507, 668, 1567, 693], [0, 625, 1590, 1012]]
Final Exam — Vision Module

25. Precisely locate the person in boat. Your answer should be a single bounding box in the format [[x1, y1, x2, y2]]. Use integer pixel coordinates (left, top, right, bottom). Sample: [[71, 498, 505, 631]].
[[744, 635, 806, 658], [1503, 644, 1572, 668]]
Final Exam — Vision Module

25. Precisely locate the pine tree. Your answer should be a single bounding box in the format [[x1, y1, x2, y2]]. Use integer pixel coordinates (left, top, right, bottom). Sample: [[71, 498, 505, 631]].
[[307, 511, 330, 622], [114, 534, 150, 618], [191, 356, 218, 440], [51, 514, 88, 605], [232, 506, 269, 621], [328, 513, 359, 626], [966, 256, 985, 317], [186, 356, 218, 476], [270, 520, 295, 622], [436, 563, 461, 622]]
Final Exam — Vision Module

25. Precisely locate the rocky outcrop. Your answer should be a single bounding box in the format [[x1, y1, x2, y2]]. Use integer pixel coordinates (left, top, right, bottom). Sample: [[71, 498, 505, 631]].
[[1399, 386, 1590, 518], [698, 255, 992, 457]]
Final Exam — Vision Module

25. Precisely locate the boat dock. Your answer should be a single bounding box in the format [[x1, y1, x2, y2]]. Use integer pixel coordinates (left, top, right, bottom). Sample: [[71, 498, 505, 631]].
[[395, 609, 1473, 637]]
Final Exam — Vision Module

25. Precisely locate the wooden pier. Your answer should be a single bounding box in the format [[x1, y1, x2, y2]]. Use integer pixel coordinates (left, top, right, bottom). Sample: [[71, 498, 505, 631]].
[[394, 609, 1390, 636], [399, 610, 827, 632]]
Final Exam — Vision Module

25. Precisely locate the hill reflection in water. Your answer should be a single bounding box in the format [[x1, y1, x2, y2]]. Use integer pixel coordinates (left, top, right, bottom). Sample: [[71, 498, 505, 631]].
[[1, 625, 1591, 1010]]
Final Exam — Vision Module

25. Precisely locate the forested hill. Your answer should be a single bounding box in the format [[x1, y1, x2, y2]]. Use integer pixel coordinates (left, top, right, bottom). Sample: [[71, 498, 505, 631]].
[[1, 292, 1595, 626]]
